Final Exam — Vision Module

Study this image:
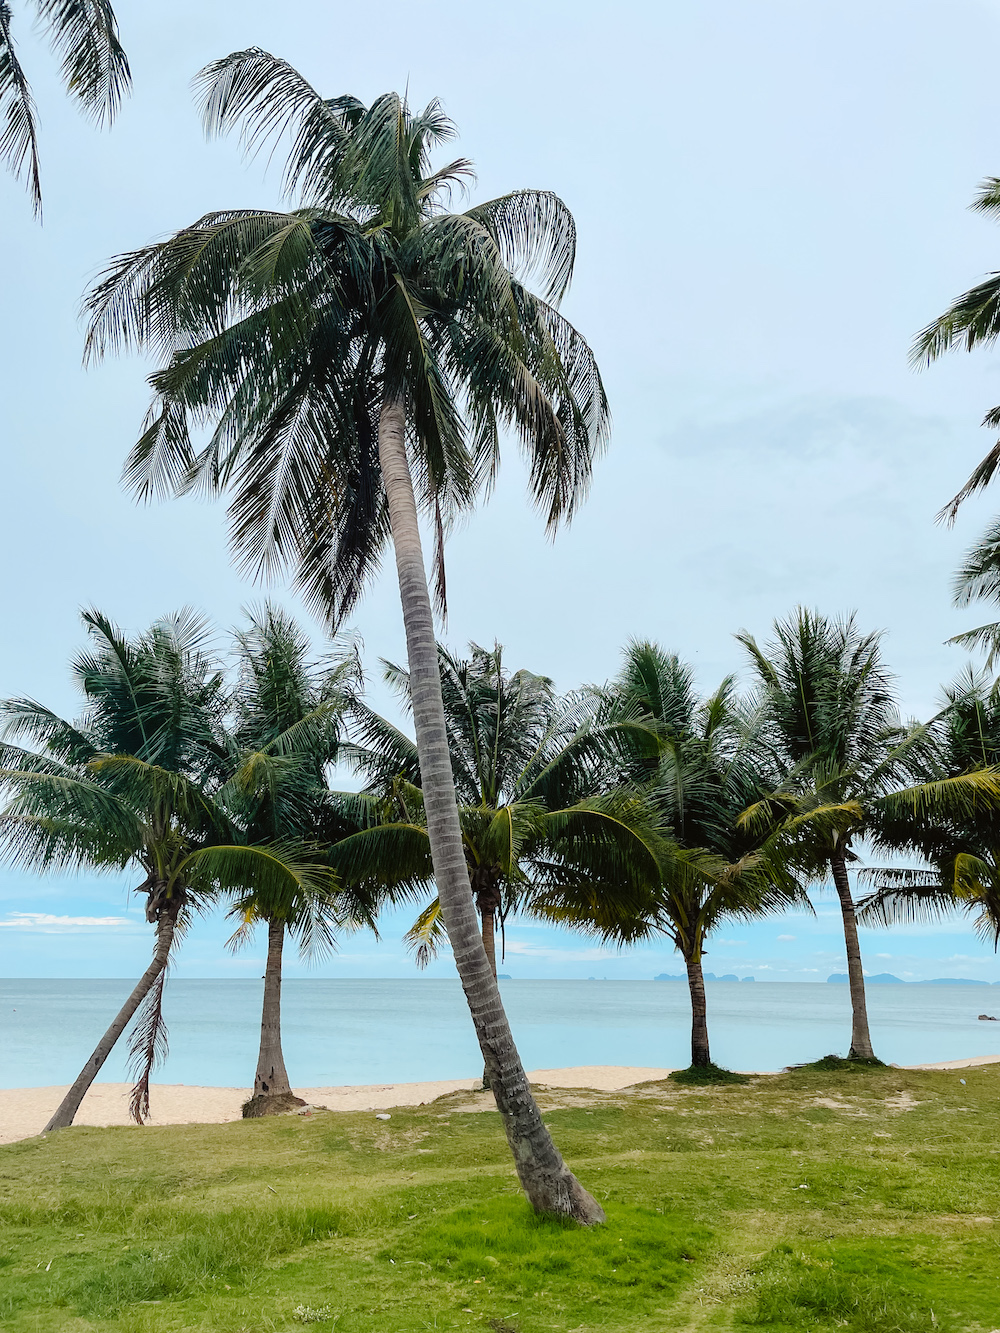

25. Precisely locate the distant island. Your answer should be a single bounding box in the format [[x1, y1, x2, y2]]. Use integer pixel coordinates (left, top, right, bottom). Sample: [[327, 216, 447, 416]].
[[654, 972, 753, 982], [826, 973, 994, 986]]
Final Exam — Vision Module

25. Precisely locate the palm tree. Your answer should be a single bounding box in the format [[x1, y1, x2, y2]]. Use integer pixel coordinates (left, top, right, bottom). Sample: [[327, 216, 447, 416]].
[[223, 604, 378, 1115], [737, 610, 1000, 1061], [541, 641, 804, 1070], [1, 0, 130, 215], [345, 643, 644, 974], [83, 54, 608, 1221], [858, 668, 1000, 947], [0, 608, 338, 1130]]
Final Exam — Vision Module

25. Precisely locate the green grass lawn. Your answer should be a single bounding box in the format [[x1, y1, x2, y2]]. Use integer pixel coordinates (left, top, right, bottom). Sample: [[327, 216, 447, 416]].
[[2, 1063, 999, 1332]]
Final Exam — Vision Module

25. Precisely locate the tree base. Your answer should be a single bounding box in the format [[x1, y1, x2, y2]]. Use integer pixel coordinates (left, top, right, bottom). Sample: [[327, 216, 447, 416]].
[[668, 1063, 749, 1086], [788, 1053, 886, 1072], [242, 1092, 307, 1118]]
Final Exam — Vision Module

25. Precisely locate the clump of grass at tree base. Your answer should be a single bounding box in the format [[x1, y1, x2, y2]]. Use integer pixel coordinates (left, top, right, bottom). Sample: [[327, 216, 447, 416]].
[[2, 1064, 999, 1331], [668, 1061, 751, 1084], [789, 1054, 888, 1072]]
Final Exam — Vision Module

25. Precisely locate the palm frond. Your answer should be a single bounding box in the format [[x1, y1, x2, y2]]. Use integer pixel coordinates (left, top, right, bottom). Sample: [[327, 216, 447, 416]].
[[0, 3, 41, 214], [403, 897, 446, 968], [127, 966, 168, 1124], [34, 0, 130, 125]]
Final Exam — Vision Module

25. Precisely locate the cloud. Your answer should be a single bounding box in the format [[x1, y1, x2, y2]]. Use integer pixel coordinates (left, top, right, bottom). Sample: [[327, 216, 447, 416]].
[[777, 934, 796, 941], [504, 941, 616, 963], [0, 912, 141, 933]]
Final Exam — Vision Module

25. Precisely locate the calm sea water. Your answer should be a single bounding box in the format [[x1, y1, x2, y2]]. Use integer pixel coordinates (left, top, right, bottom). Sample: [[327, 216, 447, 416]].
[[3, 978, 1000, 1090]]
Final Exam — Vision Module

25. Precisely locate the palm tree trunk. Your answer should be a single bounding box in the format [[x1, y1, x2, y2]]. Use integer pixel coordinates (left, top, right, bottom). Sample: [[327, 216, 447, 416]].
[[830, 848, 877, 1060], [685, 955, 711, 1067], [378, 395, 604, 1224], [481, 905, 498, 978], [480, 901, 497, 1091], [254, 918, 293, 1098], [43, 901, 177, 1132]]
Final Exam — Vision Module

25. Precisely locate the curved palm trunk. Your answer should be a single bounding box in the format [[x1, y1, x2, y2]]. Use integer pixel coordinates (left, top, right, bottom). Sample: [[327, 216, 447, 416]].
[[830, 848, 877, 1060], [378, 397, 604, 1224], [43, 899, 178, 1132], [254, 918, 293, 1099], [685, 955, 711, 1067]]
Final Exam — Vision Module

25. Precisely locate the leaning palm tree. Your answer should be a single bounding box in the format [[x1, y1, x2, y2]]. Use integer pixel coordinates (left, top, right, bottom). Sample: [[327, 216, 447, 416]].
[[1, 0, 130, 215], [83, 54, 608, 1220], [738, 610, 1000, 1061], [224, 604, 379, 1115], [0, 608, 339, 1131]]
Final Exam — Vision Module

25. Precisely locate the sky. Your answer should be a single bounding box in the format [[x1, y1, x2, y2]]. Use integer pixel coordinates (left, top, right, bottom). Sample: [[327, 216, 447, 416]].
[[5, 0, 1000, 980]]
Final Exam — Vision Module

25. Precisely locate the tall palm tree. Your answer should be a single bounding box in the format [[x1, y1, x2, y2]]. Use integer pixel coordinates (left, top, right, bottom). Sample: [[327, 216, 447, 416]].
[[83, 54, 609, 1220], [737, 610, 1000, 1061], [223, 604, 378, 1114], [0, 608, 338, 1130], [541, 641, 804, 1070], [1, 0, 130, 215]]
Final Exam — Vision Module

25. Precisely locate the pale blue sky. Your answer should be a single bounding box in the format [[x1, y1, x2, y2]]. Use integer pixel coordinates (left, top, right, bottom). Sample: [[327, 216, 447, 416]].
[[5, 0, 1000, 980]]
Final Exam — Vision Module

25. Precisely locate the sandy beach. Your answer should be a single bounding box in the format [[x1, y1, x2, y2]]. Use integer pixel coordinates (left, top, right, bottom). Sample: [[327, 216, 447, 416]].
[[2, 1058, 997, 1146], [0, 1066, 678, 1146]]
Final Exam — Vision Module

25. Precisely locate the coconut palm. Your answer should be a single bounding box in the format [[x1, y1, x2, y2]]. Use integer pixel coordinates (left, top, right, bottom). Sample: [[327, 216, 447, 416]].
[[1, 0, 130, 215], [344, 643, 647, 978], [858, 668, 1000, 947], [540, 641, 804, 1070], [0, 608, 337, 1130], [83, 53, 609, 1220], [223, 604, 379, 1114], [737, 610, 1000, 1061]]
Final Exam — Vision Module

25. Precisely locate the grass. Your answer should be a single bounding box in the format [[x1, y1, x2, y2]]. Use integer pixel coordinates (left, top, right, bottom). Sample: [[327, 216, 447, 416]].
[[667, 1063, 750, 1085], [1, 1062, 999, 1330]]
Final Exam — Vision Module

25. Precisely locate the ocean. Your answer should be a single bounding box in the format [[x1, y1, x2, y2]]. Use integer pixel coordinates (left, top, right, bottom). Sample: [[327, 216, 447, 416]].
[[3, 978, 1000, 1090]]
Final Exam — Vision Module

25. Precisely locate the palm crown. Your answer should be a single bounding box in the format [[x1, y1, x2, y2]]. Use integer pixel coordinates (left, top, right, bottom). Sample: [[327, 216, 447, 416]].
[[84, 51, 608, 624]]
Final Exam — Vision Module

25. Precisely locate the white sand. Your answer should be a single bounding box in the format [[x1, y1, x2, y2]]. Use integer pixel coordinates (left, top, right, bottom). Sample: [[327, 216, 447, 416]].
[[0, 1066, 676, 1146], [904, 1053, 1000, 1071], [3, 1057, 997, 1147]]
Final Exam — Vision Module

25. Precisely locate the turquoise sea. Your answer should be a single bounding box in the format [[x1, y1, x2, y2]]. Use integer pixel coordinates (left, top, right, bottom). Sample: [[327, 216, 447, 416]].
[[4, 979, 1000, 1090]]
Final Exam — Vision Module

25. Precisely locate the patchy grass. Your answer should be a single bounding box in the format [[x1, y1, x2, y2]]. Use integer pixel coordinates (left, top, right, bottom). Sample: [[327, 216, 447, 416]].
[[2, 1062, 999, 1330]]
